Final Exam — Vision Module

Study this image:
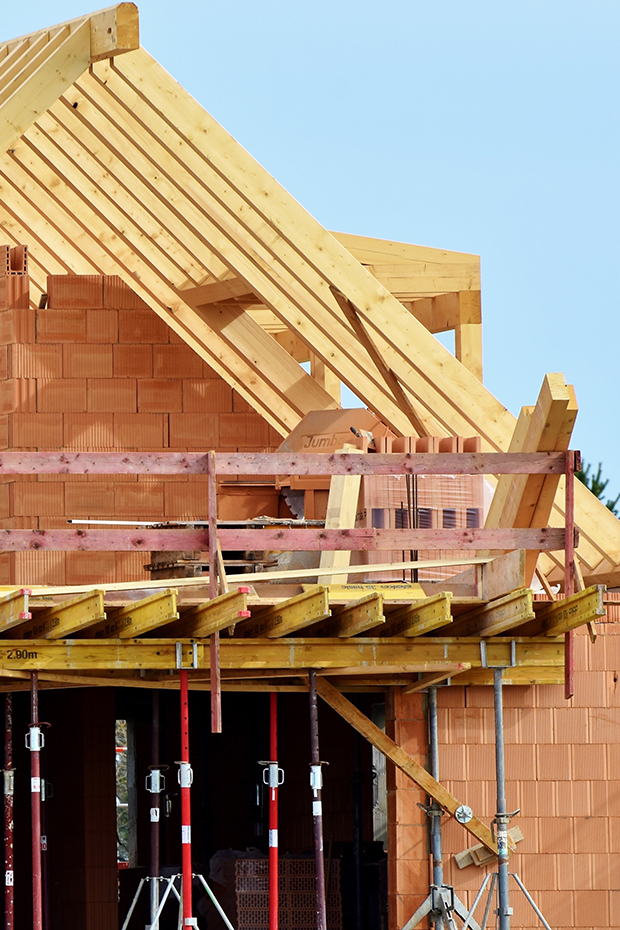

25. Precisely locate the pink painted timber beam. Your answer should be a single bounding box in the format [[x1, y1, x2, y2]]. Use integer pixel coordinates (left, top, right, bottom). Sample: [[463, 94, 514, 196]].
[[0, 452, 569, 477], [0, 527, 573, 552]]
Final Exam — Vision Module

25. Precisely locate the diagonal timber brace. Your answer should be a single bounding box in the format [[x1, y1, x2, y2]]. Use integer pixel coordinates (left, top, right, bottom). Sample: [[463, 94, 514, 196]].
[[312, 676, 510, 855]]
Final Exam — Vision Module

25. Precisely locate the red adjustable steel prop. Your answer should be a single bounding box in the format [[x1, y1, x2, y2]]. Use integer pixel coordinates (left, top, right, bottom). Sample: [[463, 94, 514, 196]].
[[179, 670, 195, 927]]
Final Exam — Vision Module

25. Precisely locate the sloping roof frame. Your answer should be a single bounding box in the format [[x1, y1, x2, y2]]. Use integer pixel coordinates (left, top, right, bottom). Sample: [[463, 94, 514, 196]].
[[1, 4, 620, 586]]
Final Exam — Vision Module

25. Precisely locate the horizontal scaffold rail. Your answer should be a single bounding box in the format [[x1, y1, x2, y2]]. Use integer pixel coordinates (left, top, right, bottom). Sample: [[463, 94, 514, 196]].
[[0, 527, 574, 551], [0, 451, 573, 476]]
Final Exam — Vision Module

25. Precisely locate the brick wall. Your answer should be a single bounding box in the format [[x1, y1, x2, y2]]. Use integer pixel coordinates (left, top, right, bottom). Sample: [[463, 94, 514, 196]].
[[0, 270, 282, 585], [387, 625, 620, 930]]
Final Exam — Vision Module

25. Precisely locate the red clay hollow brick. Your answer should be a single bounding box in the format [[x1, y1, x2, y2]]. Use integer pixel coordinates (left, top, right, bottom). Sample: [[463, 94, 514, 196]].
[[118, 309, 169, 345], [37, 308, 87, 343], [113, 345, 153, 378], [63, 344, 113, 379], [9, 344, 63, 379], [47, 275, 104, 309], [38, 379, 87, 414], [11, 413, 64, 448], [153, 344, 203, 379], [103, 276, 151, 310], [87, 379, 137, 413], [138, 379, 182, 413], [64, 414, 114, 450]]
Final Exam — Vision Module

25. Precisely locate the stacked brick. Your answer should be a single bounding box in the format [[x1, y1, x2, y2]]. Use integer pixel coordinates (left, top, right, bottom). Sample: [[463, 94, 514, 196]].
[[0, 264, 282, 586], [234, 859, 342, 930]]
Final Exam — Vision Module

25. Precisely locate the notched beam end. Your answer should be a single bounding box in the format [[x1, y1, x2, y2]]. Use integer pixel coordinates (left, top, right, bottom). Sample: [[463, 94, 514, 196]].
[[90, 3, 140, 61]]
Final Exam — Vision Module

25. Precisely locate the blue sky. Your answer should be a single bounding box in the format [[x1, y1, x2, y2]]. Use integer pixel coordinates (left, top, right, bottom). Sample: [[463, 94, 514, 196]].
[[4, 2, 620, 499]]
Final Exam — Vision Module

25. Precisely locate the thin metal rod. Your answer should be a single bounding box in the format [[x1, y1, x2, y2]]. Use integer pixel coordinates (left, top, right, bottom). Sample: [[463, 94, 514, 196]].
[[269, 692, 279, 930], [461, 873, 490, 930], [4, 693, 13, 930], [30, 672, 43, 930], [480, 872, 497, 930], [308, 670, 327, 930], [208, 450, 222, 733], [151, 691, 161, 929], [564, 450, 576, 699], [150, 876, 178, 927], [511, 873, 552, 930], [493, 668, 510, 930], [180, 670, 194, 926], [121, 878, 145, 930], [196, 874, 237, 930]]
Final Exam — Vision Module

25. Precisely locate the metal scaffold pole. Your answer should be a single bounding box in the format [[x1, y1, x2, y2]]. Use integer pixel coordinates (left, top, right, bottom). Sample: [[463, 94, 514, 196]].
[[493, 668, 511, 930], [4, 693, 14, 930], [29, 672, 43, 930], [308, 670, 327, 930], [179, 670, 197, 928]]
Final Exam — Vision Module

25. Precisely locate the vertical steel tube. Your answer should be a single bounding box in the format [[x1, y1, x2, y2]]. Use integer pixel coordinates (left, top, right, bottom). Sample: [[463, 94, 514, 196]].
[[564, 450, 576, 699], [308, 671, 327, 930], [493, 668, 510, 930], [179, 670, 194, 926], [428, 686, 444, 929], [30, 672, 43, 930], [208, 450, 222, 733], [269, 692, 278, 930], [4, 693, 13, 930], [352, 731, 363, 930], [150, 691, 161, 928]]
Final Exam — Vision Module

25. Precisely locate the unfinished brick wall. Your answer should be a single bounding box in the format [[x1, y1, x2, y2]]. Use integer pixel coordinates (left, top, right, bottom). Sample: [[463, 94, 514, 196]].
[[0, 268, 282, 585], [388, 624, 620, 930]]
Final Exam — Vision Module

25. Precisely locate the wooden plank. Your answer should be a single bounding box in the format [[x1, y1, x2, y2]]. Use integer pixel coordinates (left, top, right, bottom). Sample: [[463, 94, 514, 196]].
[[455, 321, 483, 381], [313, 677, 500, 854], [0, 451, 570, 476], [0, 527, 570, 552], [319, 595, 384, 637], [162, 590, 250, 638], [18, 591, 106, 639], [0, 588, 31, 631], [89, 590, 179, 638], [486, 375, 571, 531], [318, 444, 362, 584], [239, 588, 331, 638], [380, 593, 452, 637], [481, 550, 526, 601], [0, 21, 91, 155], [449, 589, 535, 638]]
